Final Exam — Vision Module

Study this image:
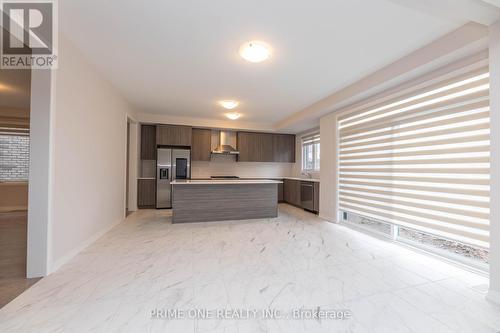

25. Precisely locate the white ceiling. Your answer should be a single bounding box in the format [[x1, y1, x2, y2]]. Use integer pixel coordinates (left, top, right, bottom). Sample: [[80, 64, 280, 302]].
[[388, 0, 500, 25], [60, 0, 467, 129]]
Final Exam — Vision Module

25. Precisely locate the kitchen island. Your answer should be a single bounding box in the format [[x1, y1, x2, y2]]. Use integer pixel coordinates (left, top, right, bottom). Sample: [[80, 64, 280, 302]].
[[170, 179, 282, 223]]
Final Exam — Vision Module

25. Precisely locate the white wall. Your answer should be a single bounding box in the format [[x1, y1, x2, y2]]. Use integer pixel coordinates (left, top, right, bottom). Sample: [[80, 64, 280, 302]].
[[48, 35, 135, 272], [192, 155, 293, 178], [488, 20, 500, 303], [27, 69, 54, 277], [128, 121, 139, 212], [318, 113, 338, 222]]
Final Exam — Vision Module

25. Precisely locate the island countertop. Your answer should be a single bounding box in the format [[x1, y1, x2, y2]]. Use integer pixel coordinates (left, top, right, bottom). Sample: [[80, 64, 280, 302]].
[[171, 179, 283, 185]]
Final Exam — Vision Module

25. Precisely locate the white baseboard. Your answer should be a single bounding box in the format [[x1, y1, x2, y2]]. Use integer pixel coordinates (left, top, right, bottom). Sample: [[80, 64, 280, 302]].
[[49, 217, 124, 274], [319, 213, 337, 223], [486, 289, 500, 305]]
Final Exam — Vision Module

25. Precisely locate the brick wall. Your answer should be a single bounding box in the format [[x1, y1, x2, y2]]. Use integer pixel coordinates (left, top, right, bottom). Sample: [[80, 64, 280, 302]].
[[0, 135, 30, 181]]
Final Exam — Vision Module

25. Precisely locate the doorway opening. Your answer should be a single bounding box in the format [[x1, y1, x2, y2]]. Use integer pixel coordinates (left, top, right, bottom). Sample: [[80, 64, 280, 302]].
[[0, 67, 41, 308], [126, 119, 131, 216]]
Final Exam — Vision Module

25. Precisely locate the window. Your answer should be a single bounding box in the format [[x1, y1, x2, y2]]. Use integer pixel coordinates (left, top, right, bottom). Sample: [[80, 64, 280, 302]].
[[341, 211, 489, 266], [0, 132, 30, 182], [302, 133, 320, 171], [338, 56, 490, 254]]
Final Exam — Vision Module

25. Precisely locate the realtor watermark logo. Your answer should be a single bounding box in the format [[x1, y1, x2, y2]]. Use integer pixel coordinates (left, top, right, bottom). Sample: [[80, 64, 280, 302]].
[[1, 0, 58, 69]]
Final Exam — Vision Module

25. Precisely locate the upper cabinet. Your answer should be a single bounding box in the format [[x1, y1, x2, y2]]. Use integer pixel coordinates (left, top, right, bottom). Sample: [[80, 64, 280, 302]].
[[237, 132, 273, 162], [191, 128, 212, 161], [156, 125, 192, 146], [236, 132, 257, 162], [143, 124, 294, 163], [273, 134, 295, 163], [140, 125, 156, 160], [237, 132, 295, 163], [260, 133, 275, 162]]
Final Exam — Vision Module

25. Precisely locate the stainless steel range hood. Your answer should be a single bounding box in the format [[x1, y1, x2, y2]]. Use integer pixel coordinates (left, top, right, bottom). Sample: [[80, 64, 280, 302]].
[[211, 130, 240, 155]]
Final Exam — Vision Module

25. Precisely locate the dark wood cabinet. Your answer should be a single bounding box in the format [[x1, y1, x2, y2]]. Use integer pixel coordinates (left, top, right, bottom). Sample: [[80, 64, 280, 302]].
[[138, 179, 156, 208], [157, 125, 192, 146], [313, 182, 320, 212], [278, 182, 284, 202], [192, 128, 212, 161], [237, 132, 261, 162], [283, 179, 320, 213], [260, 133, 274, 162], [146, 126, 294, 162], [283, 179, 301, 207], [238, 132, 293, 162], [272, 134, 295, 163], [140, 125, 156, 160]]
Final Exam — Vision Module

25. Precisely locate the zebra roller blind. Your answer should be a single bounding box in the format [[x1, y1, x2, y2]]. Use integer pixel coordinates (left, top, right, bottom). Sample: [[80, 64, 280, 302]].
[[338, 57, 490, 248]]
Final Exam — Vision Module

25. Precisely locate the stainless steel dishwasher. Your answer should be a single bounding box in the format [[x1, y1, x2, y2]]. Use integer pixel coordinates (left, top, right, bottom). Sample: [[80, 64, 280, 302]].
[[300, 181, 314, 212]]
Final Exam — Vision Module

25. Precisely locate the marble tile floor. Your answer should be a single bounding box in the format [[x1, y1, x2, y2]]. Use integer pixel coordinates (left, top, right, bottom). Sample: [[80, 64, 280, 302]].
[[1, 204, 499, 333]]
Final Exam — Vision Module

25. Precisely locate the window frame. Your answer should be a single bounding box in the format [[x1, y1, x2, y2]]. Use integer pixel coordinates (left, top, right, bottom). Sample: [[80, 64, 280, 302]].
[[301, 133, 320, 172]]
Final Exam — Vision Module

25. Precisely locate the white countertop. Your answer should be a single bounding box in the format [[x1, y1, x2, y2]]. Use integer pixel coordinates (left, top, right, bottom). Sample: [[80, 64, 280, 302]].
[[142, 177, 319, 183], [238, 177, 320, 183], [283, 177, 320, 183], [171, 179, 283, 185]]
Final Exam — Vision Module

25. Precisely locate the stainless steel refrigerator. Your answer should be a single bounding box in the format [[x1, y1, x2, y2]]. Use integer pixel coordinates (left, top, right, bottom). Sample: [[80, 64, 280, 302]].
[[156, 148, 191, 208]]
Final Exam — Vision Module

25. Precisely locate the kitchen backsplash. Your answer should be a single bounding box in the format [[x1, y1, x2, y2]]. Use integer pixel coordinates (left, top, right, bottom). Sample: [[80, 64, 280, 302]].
[[191, 155, 293, 178]]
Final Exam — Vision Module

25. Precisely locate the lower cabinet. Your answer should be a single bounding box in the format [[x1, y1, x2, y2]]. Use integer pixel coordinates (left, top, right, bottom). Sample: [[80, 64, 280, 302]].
[[283, 179, 301, 207], [138, 179, 156, 208], [283, 179, 319, 213], [313, 182, 320, 212], [278, 182, 284, 202]]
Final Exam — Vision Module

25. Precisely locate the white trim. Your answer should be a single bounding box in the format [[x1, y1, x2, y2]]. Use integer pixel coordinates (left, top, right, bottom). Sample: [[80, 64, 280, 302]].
[[318, 213, 337, 223], [488, 18, 500, 302], [301, 133, 320, 172], [123, 115, 129, 216], [395, 239, 488, 276], [339, 220, 393, 242], [27, 69, 54, 278], [127, 113, 139, 124], [127, 118, 139, 212], [340, 216, 489, 277], [341, 209, 489, 272], [396, 237, 488, 273], [49, 216, 124, 274]]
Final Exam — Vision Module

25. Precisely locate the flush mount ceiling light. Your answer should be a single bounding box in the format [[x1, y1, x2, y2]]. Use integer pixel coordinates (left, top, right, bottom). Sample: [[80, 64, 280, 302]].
[[239, 41, 271, 63], [219, 100, 239, 109], [225, 112, 241, 120]]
